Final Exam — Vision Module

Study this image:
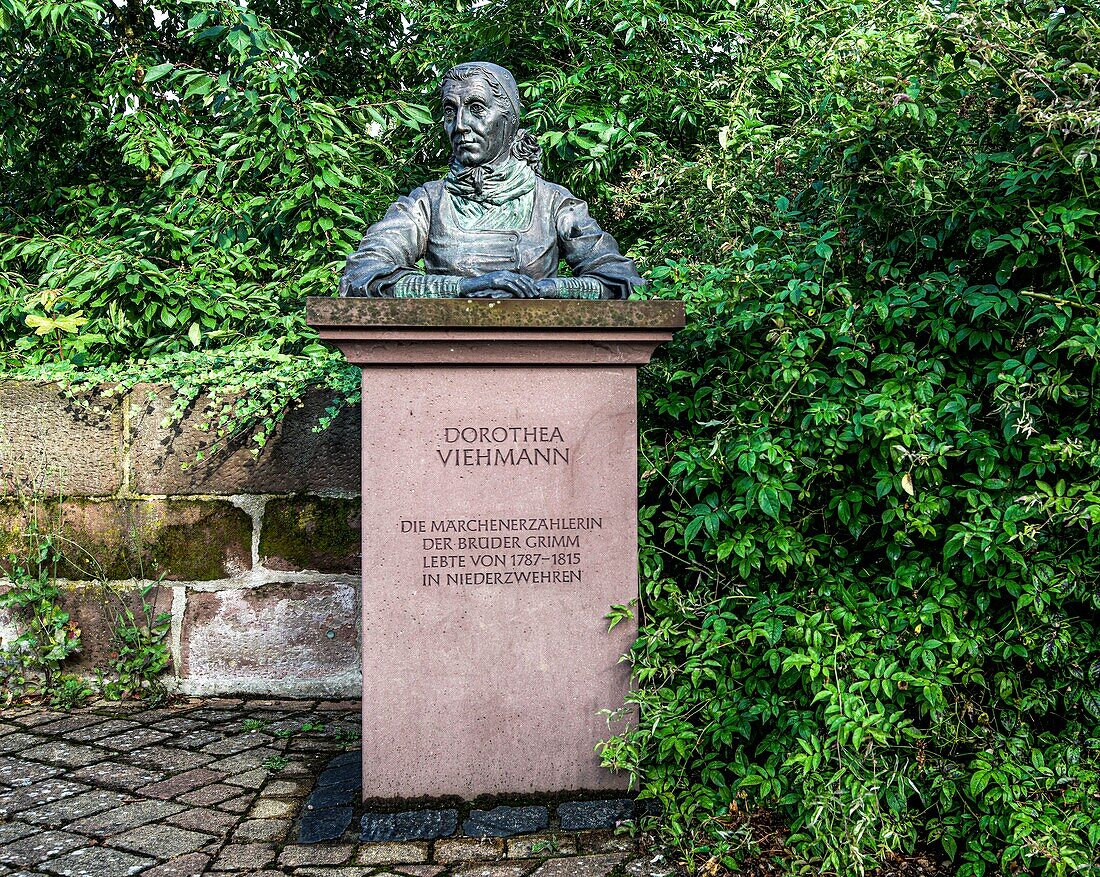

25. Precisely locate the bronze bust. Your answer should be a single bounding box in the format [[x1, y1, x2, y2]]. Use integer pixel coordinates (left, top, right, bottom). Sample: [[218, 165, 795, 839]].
[[338, 63, 644, 300]]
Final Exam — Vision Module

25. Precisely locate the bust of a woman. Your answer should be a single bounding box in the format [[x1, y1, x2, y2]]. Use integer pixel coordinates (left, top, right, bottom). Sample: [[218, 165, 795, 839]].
[[338, 62, 645, 300]]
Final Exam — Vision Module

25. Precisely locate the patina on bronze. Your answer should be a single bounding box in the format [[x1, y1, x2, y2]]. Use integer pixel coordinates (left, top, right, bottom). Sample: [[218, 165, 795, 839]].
[[338, 62, 645, 300]]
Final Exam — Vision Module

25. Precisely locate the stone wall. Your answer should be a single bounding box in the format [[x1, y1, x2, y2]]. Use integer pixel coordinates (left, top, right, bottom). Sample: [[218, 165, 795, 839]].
[[0, 381, 363, 697]]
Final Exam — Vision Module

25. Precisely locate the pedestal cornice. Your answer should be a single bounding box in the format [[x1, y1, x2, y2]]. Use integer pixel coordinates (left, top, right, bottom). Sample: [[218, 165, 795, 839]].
[[305, 298, 685, 365]]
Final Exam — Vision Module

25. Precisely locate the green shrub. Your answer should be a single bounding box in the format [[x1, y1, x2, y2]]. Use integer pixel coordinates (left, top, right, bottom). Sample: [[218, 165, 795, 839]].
[[599, 3, 1100, 875]]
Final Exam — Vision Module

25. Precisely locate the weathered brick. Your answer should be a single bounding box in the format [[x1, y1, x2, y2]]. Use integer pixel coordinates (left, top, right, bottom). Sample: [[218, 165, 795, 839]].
[[506, 833, 578, 858], [128, 385, 360, 495], [279, 844, 356, 867], [0, 499, 251, 580], [434, 838, 505, 863], [259, 497, 360, 573], [179, 581, 359, 695], [355, 841, 429, 865], [0, 381, 123, 497]]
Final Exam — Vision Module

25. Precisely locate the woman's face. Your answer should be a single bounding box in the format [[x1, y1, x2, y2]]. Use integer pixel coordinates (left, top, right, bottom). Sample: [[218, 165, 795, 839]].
[[442, 75, 512, 167]]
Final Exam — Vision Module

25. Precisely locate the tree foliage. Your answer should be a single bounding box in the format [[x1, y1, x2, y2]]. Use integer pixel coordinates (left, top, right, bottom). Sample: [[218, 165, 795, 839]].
[[3, 0, 1100, 874]]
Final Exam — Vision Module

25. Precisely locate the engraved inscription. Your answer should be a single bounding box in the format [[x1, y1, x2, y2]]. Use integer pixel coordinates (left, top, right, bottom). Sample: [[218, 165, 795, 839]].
[[436, 425, 570, 466], [401, 516, 602, 587]]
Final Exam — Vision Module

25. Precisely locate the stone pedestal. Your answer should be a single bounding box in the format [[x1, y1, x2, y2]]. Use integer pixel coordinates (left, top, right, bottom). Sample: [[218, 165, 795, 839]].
[[307, 299, 683, 801]]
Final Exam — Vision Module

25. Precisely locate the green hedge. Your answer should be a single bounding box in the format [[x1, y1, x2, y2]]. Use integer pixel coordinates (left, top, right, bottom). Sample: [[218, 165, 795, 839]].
[[600, 3, 1100, 875]]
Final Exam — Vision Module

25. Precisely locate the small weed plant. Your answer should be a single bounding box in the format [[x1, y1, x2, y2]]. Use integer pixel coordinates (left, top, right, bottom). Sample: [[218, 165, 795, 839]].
[[101, 583, 172, 701], [263, 755, 290, 772], [0, 539, 81, 700]]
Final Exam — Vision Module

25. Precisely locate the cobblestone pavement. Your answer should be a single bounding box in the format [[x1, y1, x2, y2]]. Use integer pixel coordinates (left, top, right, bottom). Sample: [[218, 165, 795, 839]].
[[0, 698, 675, 877]]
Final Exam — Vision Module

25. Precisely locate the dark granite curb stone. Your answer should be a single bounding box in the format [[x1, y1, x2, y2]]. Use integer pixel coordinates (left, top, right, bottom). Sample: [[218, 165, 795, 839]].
[[558, 799, 635, 831], [462, 805, 549, 838], [360, 809, 459, 842]]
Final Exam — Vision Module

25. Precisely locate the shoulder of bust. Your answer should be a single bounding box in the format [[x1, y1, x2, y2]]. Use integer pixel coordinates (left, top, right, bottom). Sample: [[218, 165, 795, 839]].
[[408, 180, 443, 200], [537, 179, 577, 203]]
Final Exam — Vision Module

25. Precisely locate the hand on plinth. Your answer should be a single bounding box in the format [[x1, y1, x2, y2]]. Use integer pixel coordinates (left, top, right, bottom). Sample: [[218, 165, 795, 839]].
[[459, 271, 541, 299]]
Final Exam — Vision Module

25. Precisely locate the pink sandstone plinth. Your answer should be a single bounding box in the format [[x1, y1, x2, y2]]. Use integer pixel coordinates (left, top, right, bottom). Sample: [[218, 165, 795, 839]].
[[307, 299, 683, 800]]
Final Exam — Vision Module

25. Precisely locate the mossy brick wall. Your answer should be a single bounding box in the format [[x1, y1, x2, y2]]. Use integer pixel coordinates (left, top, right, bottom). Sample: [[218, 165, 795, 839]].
[[0, 380, 363, 697]]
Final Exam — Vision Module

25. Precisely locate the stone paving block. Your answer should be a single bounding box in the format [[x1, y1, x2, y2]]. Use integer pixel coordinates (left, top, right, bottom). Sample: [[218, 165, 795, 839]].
[[19, 742, 108, 769], [576, 830, 637, 855], [10, 710, 66, 727], [207, 751, 271, 774], [67, 800, 184, 837], [315, 700, 361, 713], [180, 581, 359, 693], [393, 866, 448, 877], [178, 783, 240, 806], [142, 767, 228, 800], [529, 854, 626, 877], [270, 760, 313, 780], [111, 824, 215, 859], [0, 830, 84, 867], [0, 822, 37, 846], [64, 718, 141, 741], [292, 869, 372, 877], [95, 728, 171, 752], [223, 767, 270, 789], [128, 746, 214, 773], [68, 761, 162, 791], [354, 841, 429, 866], [0, 733, 44, 752], [434, 838, 506, 864], [166, 807, 239, 837], [287, 736, 347, 753], [0, 381, 124, 497], [278, 844, 356, 867], [149, 718, 206, 734], [216, 794, 253, 814], [166, 730, 223, 750], [183, 708, 241, 723], [463, 806, 549, 838], [452, 865, 533, 877], [263, 778, 311, 797], [21, 789, 131, 827], [300, 806, 355, 844], [557, 801, 634, 832], [200, 735, 265, 757], [232, 819, 290, 842], [248, 798, 297, 819], [506, 834, 579, 858], [38, 846, 155, 877], [131, 706, 198, 723], [210, 843, 276, 870], [360, 809, 458, 843], [259, 496, 361, 573], [128, 385, 360, 495], [0, 779, 89, 817], [141, 851, 211, 877], [0, 758, 63, 788]]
